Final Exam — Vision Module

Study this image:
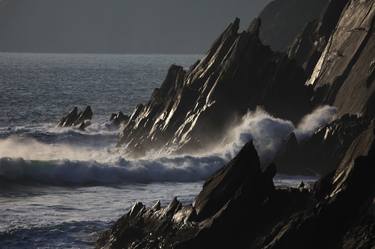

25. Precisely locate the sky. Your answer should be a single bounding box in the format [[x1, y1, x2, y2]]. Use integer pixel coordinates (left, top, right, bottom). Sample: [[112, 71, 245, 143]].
[[0, 0, 272, 54]]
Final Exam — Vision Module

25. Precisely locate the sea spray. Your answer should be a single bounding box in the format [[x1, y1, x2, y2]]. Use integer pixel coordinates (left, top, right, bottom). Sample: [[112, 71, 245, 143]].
[[216, 106, 337, 165], [0, 106, 336, 186]]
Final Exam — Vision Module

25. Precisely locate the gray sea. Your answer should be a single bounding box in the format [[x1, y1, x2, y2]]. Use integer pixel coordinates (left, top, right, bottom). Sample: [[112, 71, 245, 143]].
[[0, 53, 316, 249]]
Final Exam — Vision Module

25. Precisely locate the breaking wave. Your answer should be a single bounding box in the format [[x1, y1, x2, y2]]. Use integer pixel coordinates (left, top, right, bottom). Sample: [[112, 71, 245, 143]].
[[0, 106, 336, 186], [217, 106, 337, 164]]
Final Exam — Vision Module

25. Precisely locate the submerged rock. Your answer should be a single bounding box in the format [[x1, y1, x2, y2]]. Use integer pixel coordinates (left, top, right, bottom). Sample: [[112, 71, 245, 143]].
[[57, 106, 93, 130]]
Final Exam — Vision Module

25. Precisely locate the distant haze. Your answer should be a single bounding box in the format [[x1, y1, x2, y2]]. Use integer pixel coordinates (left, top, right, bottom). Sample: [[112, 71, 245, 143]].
[[0, 0, 271, 54]]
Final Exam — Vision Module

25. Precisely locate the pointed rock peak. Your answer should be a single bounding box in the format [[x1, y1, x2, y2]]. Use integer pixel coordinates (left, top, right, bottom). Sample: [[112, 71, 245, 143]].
[[233, 17, 240, 30], [129, 202, 145, 217], [83, 105, 92, 113], [224, 17, 240, 36], [264, 163, 277, 179], [152, 200, 161, 211], [247, 18, 262, 36], [234, 141, 260, 167]]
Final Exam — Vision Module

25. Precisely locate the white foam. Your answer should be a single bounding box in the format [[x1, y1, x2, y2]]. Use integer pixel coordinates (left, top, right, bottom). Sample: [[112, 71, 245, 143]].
[[0, 106, 336, 186], [215, 106, 337, 165]]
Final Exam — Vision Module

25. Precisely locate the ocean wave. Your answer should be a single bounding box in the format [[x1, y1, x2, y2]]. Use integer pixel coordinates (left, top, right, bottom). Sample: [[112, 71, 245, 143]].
[[0, 155, 225, 186], [0, 122, 119, 148], [0, 106, 336, 187]]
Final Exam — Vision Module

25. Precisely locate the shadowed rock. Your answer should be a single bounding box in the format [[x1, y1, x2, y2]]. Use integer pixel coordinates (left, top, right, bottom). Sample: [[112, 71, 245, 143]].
[[258, 125, 375, 249], [96, 142, 311, 249], [119, 17, 313, 156], [275, 115, 373, 175], [57, 106, 93, 130]]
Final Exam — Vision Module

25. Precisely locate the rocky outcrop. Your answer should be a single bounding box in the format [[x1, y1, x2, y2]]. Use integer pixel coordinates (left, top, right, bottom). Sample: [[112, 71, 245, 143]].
[[98, 123, 375, 249], [97, 2, 375, 248], [96, 142, 311, 249], [257, 124, 375, 249], [306, 0, 375, 117], [259, 0, 329, 52], [288, 0, 349, 75], [57, 106, 93, 130], [119, 18, 313, 156], [275, 115, 373, 176]]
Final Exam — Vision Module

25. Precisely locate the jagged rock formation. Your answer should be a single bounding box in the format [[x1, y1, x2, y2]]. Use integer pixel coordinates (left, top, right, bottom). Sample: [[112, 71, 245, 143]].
[[119, 18, 313, 156], [57, 106, 93, 130], [257, 125, 375, 249], [97, 124, 375, 249], [275, 115, 373, 175], [291, 0, 375, 117], [259, 0, 329, 52], [96, 142, 311, 249], [96, 1, 375, 248], [288, 0, 350, 76]]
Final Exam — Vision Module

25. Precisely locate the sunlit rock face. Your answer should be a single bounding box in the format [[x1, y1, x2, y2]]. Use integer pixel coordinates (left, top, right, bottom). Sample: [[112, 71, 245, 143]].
[[119, 18, 313, 156], [308, 0, 375, 116], [288, 0, 350, 76], [97, 1, 375, 248]]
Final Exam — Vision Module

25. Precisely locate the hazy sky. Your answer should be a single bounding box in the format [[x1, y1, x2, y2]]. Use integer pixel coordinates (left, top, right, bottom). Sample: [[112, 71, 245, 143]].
[[0, 0, 272, 54]]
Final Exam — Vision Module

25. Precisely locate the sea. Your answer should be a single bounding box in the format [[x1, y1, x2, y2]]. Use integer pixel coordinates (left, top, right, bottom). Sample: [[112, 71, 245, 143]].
[[0, 53, 316, 249]]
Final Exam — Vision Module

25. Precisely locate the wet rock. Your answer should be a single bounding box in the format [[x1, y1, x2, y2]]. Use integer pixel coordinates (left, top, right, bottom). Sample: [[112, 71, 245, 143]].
[[96, 142, 311, 249], [119, 17, 313, 156], [306, 0, 375, 117], [57, 106, 93, 130], [288, 0, 349, 75]]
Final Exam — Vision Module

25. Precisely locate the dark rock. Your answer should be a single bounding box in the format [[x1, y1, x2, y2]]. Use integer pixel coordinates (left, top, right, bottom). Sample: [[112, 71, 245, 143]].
[[58, 106, 79, 127], [275, 115, 372, 176], [259, 125, 375, 249], [96, 142, 312, 249], [306, 0, 375, 117], [259, 0, 329, 52], [57, 106, 93, 130], [288, 0, 349, 76], [119, 18, 313, 156]]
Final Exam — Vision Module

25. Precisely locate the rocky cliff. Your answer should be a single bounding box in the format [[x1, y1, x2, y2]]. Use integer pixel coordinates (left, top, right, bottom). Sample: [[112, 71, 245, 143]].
[[97, 0, 375, 248], [119, 18, 313, 156], [97, 126, 375, 248], [293, 0, 375, 117]]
